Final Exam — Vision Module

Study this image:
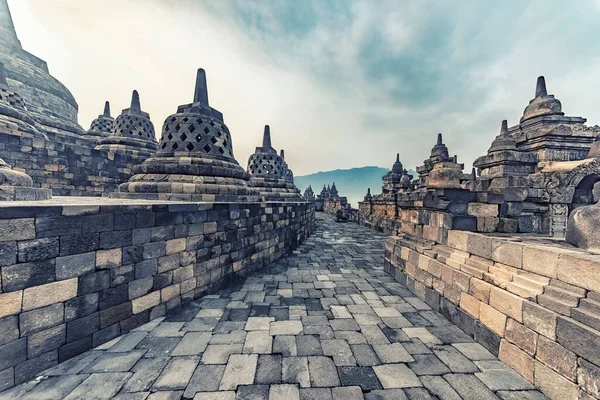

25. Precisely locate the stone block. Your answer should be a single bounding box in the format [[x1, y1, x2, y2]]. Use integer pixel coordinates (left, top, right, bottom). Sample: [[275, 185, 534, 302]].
[[536, 335, 577, 382], [0, 242, 17, 267], [469, 278, 493, 303], [27, 324, 66, 358], [479, 303, 507, 336], [489, 287, 523, 323], [2, 259, 55, 291], [161, 284, 180, 302], [93, 324, 121, 347], [98, 284, 128, 310], [17, 238, 59, 262], [58, 336, 92, 362], [557, 253, 600, 292], [166, 238, 186, 255], [96, 248, 122, 269], [66, 312, 99, 342], [0, 316, 19, 346], [519, 303, 556, 346], [0, 290, 22, 319], [492, 240, 523, 269], [466, 232, 493, 259], [143, 241, 166, 260], [504, 318, 537, 356], [0, 338, 26, 371], [14, 350, 57, 384], [522, 245, 559, 278], [56, 252, 96, 280], [135, 259, 158, 279], [99, 230, 132, 250], [578, 358, 600, 399], [447, 230, 469, 252], [59, 233, 100, 256], [100, 302, 133, 329], [78, 271, 110, 295], [22, 278, 77, 311], [459, 293, 480, 318], [0, 219, 35, 241], [36, 216, 83, 238], [557, 316, 600, 366], [498, 339, 534, 382], [534, 361, 578, 400], [20, 303, 64, 336], [132, 291, 160, 314], [129, 277, 153, 299], [468, 203, 499, 218]]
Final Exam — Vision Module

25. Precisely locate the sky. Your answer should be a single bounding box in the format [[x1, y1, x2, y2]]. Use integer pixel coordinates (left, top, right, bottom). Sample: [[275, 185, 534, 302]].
[[8, 0, 600, 176]]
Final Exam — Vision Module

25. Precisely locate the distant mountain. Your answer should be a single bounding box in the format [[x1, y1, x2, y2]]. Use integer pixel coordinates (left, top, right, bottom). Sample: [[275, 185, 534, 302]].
[[295, 166, 416, 208]]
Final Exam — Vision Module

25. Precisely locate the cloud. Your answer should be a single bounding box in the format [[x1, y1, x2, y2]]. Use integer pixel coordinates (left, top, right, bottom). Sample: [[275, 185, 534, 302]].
[[8, 0, 600, 183]]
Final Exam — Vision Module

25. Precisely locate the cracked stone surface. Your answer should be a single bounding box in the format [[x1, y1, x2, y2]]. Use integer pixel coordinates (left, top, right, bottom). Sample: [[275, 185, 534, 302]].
[[0, 214, 547, 400]]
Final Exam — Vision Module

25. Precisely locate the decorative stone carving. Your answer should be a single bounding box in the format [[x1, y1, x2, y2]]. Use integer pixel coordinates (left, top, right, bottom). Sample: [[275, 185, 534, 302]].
[[566, 182, 600, 253], [115, 68, 261, 202], [247, 125, 302, 201], [0, 157, 51, 200], [95, 90, 157, 157], [0, 62, 45, 138], [86, 101, 114, 140]]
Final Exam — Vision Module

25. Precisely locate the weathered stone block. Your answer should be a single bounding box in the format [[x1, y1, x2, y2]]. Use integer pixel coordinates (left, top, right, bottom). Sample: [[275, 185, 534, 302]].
[[460, 292, 480, 318], [557, 253, 600, 292], [78, 271, 110, 295], [2, 260, 55, 291], [557, 316, 600, 366], [99, 302, 132, 329], [99, 230, 132, 250], [20, 303, 64, 336], [17, 238, 59, 263], [578, 358, 600, 398], [479, 303, 507, 336], [0, 290, 22, 319], [96, 248, 122, 269], [534, 361, 578, 400], [135, 259, 157, 279], [66, 312, 99, 343], [0, 338, 26, 372], [128, 277, 153, 299], [132, 291, 160, 314], [22, 278, 77, 311], [536, 335, 577, 382], [14, 350, 57, 384], [498, 339, 534, 382], [492, 240, 523, 269], [98, 284, 128, 310], [523, 301, 557, 340], [27, 324, 66, 358], [59, 233, 100, 256], [505, 318, 537, 356], [58, 335, 92, 362], [522, 245, 559, 278], [0, 219, 35, 241], [0, 316, 19, 346], [489, 288, 523, 323], [0, 242, 17, 267], [55, 252, 95, 280], [92, 323, 120, 347]]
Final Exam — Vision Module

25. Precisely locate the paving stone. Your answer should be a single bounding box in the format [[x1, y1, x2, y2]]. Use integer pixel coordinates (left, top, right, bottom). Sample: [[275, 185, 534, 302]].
[[443, 373, 498, 400], [330, 320, 360, 331], [297, 335, 323, 356], [373, 343, 413, 363], [83, 349, 146, 373], [404, 387, 434, 399], [300, 388, 333, 400], [121, 357, 170, 393], [361, 326, 391, 345], [202, 344, 243, 364], [193, 392, 236, 400], [270, 321, 303, 336], [183, 364, 226, 398], [407, 354, 451, 375], [476, 369, 535, 391], [152, 356, 199, 390], [364, 389, 408, 400], [282, 357, 310, 388], [373, 363, 422, 389], [255, 354, 282, 384], [308, 356, 340, 387], [273, 335, 297, 356], [136, 337, 181, 358], [64, 372, 132, 400], [331, 386, 364, 400], [108, 331, 149, 352], [236, 384, 269, 399], [171, 332, 211, 356], [219, 354, 258, 390], [452, 342, 496, 360], [269, 384, 300, 400], [321, 339, 356, 366], [337, 366, 381, 391], [433, 345, 478, 373], [420, 375, 462, 400], [20, 374, 89, 400]]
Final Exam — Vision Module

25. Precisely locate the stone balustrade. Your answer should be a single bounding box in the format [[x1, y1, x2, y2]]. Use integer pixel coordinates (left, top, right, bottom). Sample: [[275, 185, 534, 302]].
[[0, 197, 314, 391]]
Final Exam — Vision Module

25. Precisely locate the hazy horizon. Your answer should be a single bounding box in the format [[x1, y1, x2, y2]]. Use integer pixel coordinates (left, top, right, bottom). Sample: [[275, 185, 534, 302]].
[[8, 0, 600, 176]]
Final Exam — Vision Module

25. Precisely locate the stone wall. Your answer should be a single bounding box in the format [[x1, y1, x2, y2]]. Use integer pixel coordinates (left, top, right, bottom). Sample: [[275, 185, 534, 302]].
[[0, 129, 145, 196], [0, 198, 315, 391], [384, 214, 600, 400]]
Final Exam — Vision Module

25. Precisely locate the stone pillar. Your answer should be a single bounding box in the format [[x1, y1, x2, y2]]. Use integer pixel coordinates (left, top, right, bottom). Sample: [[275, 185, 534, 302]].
[[114, 68, 261, 202]]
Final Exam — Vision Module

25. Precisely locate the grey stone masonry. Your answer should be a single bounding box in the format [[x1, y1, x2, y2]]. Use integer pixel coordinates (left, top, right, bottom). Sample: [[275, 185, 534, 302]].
[[0, 196, 314, 393], [0, 213, 545, 399]]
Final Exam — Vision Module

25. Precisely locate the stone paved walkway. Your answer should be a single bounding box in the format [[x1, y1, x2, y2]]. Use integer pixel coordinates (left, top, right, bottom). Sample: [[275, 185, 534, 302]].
[[0, 214, 547, 400]]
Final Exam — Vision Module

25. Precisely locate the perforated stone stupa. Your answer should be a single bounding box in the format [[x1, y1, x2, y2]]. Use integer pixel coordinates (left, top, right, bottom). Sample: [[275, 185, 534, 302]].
[[247, 125, 302, 201], [95, 91, 157, 157], [114, 68, 261, 202], [86, 101, 114, 140]]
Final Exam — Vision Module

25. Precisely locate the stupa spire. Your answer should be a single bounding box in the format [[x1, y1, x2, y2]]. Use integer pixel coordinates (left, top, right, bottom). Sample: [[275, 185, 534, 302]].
[[193, 68, 209, 105], [262, 125, 272, 147], [535, 76, 547, 98], [130, 90, 141, 112], [500, 119, 508, 135], [280, 149, 285, 160], [437, 133, 443, 145], [396, 153, 400, 163], [103, 101, 111, 117], [0, 0, 21, 52]]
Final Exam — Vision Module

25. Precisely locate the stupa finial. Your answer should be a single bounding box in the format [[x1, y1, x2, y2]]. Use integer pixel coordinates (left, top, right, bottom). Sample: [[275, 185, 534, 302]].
[[367, 188, 371, 194], [535, 76, 547, 98], [471, 167, 476, 179], [396, 153, 400, 163], [262, 125, 272, 147], [280, 149, 285, 160], [103, 101, 111, 117], [193, 68, 209, 105], [500, 119, 508, 135], [437, 133, 443, 145], [131, 90, 141, 112]]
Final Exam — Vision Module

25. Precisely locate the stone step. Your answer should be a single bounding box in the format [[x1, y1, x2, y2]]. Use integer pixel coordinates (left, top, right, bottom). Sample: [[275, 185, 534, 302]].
[[483, 272, 510, 290], [571, 307, 600, 332], [460, 264, 485, 279], [548, 279, 586, 296], [488, 266, 514, 282], [512, 275, 547, 293], [588, 291, 600, 303], [537, 293, 576, 316], [507, 281, 541, 300], [580, 298, 600, 315], [543, 285, 584, 305]]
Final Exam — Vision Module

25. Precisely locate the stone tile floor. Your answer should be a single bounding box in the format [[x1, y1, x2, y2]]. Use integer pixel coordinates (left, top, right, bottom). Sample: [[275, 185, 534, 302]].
[[0, 213, 547, 400]]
